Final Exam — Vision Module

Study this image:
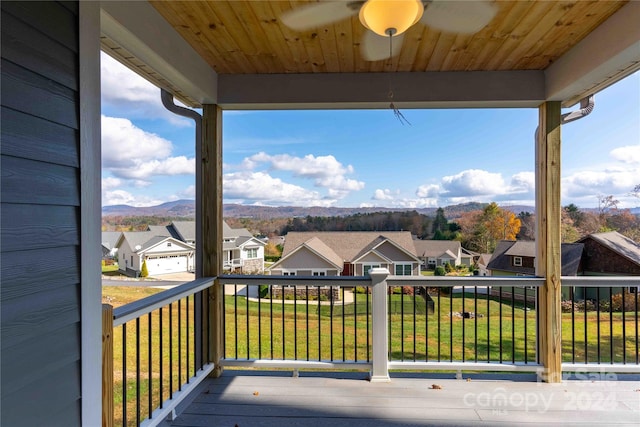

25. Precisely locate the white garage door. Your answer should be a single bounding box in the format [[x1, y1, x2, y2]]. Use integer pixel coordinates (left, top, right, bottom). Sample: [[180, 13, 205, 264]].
[[146, 255, 188, 275]]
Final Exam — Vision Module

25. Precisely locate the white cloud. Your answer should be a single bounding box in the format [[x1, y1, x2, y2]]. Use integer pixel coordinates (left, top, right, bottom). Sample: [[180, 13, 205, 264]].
[[563, 168, 638, 199], [237, 152, 365, 201], [102, 176, 122, 191], [610, 145, 640, 164], [373, 189, 396, 201], [507, 171, 535, 195], [441, 169, 505, 197], [415, 184, 440, 198], [101, 53, 192, 126], [102, 116, 195, 183], [223, 171, 336, 207]]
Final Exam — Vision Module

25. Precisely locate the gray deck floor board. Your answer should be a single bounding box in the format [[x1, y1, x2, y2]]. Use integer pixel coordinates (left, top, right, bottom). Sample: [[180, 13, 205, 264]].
[[167, 370, 640, 426]]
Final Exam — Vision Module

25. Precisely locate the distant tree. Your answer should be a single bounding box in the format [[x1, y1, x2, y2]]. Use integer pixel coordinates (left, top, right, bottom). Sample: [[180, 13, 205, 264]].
[[516, 211, 536, 240], [140, 259, 149, 278], [597, 195, 619, 231], [632, 184, 640, 198], [564, 203, 584, 228], [432, 208, 448, 234], [264, 241, 282, 257]]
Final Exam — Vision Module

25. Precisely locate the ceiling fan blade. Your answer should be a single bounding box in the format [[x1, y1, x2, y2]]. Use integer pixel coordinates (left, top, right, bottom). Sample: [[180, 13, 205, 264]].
[[361, 30, 404, 62], [280, 1, 359, 31], [422, 0, 497, 34]]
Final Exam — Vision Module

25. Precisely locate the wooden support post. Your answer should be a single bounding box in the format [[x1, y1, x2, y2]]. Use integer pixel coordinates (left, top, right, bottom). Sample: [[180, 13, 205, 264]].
[[102, 304, 114, 427], [202, 104, 224, 377], [535, 101, 563, 383]]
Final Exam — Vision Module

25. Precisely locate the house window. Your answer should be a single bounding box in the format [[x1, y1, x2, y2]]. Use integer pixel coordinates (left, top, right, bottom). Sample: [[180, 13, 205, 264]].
[[513, 256, 523, 267], [395, 264, 412, 276], [312, 271, 326, 276], [167, 242, 172, 247], [283, 271, 296, 276], [363, 264, 380, 276], [131, 255, 133, 265], [246, 247, 258, 259]]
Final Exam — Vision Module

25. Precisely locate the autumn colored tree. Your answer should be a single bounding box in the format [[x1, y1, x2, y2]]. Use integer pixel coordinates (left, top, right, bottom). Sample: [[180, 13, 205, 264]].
[[459, 203, 521, 253]]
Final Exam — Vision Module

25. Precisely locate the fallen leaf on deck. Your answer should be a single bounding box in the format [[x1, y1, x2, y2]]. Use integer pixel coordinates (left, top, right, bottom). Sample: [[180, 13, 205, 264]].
[[431, 384, 442, 390]]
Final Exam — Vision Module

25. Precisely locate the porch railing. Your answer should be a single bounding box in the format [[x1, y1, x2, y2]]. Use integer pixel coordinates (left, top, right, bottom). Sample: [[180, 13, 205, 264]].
[[103, 272, 640, 426], [102, 278, 215, 427]]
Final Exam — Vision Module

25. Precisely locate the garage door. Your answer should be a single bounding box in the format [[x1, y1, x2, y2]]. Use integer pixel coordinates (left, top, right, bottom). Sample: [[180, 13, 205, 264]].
[[146, 255, 188, 275]]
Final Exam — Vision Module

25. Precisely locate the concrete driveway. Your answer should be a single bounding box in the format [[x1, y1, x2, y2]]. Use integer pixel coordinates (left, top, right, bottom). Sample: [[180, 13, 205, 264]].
[[149, 272, 196, 282]]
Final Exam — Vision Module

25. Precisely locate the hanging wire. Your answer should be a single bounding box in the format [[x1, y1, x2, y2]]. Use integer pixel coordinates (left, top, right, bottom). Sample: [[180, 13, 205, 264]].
[[386, 29, 411, 126]]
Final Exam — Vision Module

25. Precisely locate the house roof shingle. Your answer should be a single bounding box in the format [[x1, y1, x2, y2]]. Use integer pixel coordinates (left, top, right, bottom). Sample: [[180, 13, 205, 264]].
[[281, 231, 417, 262], [487, 240, 584, 276], [577, 231, 640, 267], [412, 240, 461, 258]]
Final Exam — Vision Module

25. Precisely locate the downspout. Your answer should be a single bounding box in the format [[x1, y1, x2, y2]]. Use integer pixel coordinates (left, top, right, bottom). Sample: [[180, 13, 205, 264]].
[[161, 89, 204, 278], [561, 95, 595, 124]]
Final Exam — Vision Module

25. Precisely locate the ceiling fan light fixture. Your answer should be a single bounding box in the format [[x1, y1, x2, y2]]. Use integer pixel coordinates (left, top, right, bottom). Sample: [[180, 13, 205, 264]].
[[359, 0, 424, 37]]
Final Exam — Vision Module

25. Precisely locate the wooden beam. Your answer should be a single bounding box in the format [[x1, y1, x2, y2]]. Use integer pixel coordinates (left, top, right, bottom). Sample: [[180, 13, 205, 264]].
[[535, 101, 562, 383], [101, 304, 114, 427], [217, 71, 545, 110], [202, 104, 224, 376]]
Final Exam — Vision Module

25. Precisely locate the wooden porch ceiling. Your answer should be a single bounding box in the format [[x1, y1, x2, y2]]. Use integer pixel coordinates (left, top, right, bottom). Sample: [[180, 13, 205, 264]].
[[100, 1, 640, 109], [149, 0, 625, 75]]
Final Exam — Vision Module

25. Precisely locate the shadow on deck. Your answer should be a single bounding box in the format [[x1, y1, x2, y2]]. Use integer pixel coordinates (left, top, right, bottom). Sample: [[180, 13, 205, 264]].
[[163, 370, 640, 427]]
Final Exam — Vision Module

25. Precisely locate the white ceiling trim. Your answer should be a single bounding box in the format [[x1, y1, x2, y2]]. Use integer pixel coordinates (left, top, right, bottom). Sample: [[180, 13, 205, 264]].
[[545, 1, 640, 107], [100, 1, 218, 107]]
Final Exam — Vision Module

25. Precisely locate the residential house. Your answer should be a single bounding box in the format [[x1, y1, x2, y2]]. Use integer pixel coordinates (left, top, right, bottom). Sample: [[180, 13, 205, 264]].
[[575, 231, 640, 297], [576, 231, 640, 276], [413, 239, 464, 269], [221, 222, 265, 274], [487, 240, 584, 277], [115, 231, 195, 276], [269, 231, 421, 277], [1, 1, 636, 425], [101, 231, 121, 260], [114, 221, 265, 276]]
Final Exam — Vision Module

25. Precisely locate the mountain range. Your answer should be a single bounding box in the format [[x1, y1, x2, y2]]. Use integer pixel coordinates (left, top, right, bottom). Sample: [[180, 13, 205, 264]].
[[102, 199, 543, 220]]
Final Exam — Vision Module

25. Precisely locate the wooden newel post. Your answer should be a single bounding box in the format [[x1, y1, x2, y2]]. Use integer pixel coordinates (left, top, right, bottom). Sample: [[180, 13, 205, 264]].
[[102, 304, 114, 427]]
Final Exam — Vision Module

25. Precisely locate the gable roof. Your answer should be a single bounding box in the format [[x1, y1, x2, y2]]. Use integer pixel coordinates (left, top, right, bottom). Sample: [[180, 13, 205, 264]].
[[223, 221, 252, 239], [577, 231, 640, 267], [169, 221, 195, 241], [487, 240, 584, 276], [269, 236, 343, 271], [413, 240, 461, 258], [101, 231, 121, 250], [281, 231, 417, 262]]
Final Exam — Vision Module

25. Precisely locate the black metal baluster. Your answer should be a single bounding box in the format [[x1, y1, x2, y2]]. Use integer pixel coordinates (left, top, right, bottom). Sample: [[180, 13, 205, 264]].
[[136, 318, 140, 426], [270, 286, 274, 360], [462, 286, 465, 362], [186, 296, 190, 383], [511, 286, 515, 363], [449, 286, 453, 362], [282, 284, 286, 359], [246, 285, 250, 360], [294, 285, 298, 360], [366, 289, 370, 362], [437, 288, 441, 362], [584, 287, 588, 363], [178, 300, 182, 391], [622, 290, 626, 364], [258, 285, 262, 360], [401, 289, 405, 361], [122, 325, 127, 427], [571, 287, 575, 363], [317, 285, 322, 361], [486, 289, 490, 362], [234, 284, 238, 360], [524, 287, 528, 364], [499, 287, 503, 363], [159, 307, 163, 408], [413, 287, 417, 362], [597, 287, 601, 363], [306, 286, 310, 361], [169, 303, 173, 399], [609, 287, 614, 363], [330, 287, 334, 361], [148, 313, 152, 419], [474, 286, 478, 363], [354, 288, 358, 362]]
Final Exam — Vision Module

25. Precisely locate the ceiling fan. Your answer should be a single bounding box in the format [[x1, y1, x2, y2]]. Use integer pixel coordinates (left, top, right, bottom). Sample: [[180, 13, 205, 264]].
[[280, 0, 498, 61]]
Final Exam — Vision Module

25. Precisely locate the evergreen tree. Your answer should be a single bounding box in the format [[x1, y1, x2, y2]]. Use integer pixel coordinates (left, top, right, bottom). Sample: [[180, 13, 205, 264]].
[[140, 259, 149, 278]]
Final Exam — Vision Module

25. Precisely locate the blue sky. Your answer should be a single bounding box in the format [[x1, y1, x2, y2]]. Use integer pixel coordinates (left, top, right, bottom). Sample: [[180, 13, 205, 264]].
[[101, 52, 639, 209]]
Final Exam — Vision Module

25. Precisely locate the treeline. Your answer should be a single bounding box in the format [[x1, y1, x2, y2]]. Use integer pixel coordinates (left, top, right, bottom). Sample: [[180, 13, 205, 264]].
[[280, 210, 433, 239], [101, 215, 179, 231]]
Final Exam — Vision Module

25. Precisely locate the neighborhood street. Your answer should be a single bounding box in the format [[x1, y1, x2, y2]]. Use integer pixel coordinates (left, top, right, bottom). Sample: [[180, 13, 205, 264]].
[[102, 272, 195, 288]]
